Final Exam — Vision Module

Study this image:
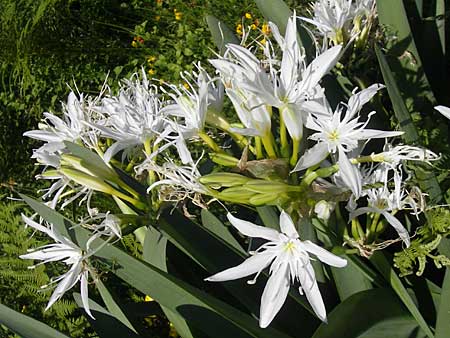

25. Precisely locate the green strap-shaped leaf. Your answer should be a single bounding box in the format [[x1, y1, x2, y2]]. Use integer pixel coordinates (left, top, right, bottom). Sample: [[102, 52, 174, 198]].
[[330, 255, 373, 301], [143, 226, 199, 338], [435, 268, 450, 338], [206, 15, 239, 55], [201, 209, 244, 253], [311, 288, 426, 338], [73, 293, 140, 338], [95, 279, 138, 334], [375, 46, 442, 203], [21, 195, 292, 338], [256, 206, 279, 230], [370, 251, 434, 338], [0, 303, 70, 338]]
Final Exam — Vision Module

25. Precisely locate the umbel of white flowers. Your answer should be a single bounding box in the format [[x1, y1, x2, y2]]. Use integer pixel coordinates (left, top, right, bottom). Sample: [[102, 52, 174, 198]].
[[206, 211, 347, 328]]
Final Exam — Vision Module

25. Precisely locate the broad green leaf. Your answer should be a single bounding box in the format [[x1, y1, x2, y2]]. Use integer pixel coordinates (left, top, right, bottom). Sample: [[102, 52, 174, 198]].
[[201, 209, 244, 253], [312, 288, 426, 338], [0, 303, 69, 338], [73, 293, 140, 338], [376, 0, 436, 104], [256, 206, 279, 230], [21, 195, 292, 338], [435, 268, 450, 338], [331, 255, 372, 301], [95, 279, 138, 334], [435, 0, 445, 54], [375, 46, 442, 203], [206, 15, 239, 55], [143, 226, 199, 338], [370, 252, 434, 338]]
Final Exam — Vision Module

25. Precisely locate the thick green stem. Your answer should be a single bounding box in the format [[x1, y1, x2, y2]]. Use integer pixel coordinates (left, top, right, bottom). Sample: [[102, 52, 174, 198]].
[[279, 114, 290, 158], [290, 138, 300, 167], [262, 134, 277, 159], [255, 137, 263, 159], [199, 131, 224, 153]]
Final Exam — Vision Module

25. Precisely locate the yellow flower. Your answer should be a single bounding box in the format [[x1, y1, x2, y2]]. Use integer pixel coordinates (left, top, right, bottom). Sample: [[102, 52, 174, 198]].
[[245, 13, 252, 19], [175, 11, 182, 20], [131, 40, 138, 48], [144, 295, 154, 302], [251, 24, 257, 30], [155, 15, 161, 21], [259, 38, 267, 45], [236, 23, 243, 35], [148, 69, 156, 75], [147, 55, 157, 63], [262, 23, 271, 36], [183, 82, 190, 90]]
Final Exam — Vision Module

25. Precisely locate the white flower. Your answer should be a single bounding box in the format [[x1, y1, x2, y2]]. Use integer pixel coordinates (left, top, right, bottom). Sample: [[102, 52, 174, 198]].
[[314, 200, 336, 222], [205, 211, 347, 328], [91, 70, 168, 162], [20, 215, 95, 318], [379, 144, 439, 166], [161, 65, 224, 137], [210, 14, 342, 141], [294, 84, 403, 197]]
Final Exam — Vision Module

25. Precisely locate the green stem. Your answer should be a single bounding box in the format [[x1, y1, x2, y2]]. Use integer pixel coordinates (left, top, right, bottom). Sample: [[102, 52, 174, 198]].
[[290, 138, 300, 167], [261, 134, 277, 159], [279, 113, 290, 158], [255, 137, 263, 159], [198, 131, 223, 153]]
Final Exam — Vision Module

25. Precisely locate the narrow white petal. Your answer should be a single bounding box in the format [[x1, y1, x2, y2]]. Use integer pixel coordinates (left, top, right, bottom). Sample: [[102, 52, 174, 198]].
[[435, 105, 450, 120], [81, 271, 95, 319], [347, 84, 385, 118], [301, 241, 347, 267], [46, 263, 82, 311], [292, 143, 329, 172], [227, 213, 280, 241], [338, 149, 362, 198], [381, 211, 410, 247], [281, 104, 303, 141], [205, 251, 274, 282], [279, 211, 299, 238], [358, 129, 403, 139], [259, 263, 290, 328], [301, 45, 342, 91], [301, 263, 327, 322]]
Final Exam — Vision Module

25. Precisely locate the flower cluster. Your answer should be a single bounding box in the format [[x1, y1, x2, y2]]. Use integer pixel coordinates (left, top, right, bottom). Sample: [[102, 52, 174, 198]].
[[21, 3, 443, 329]]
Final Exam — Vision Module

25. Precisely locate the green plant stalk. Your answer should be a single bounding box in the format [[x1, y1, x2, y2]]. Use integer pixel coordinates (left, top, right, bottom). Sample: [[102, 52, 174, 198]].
[[198, 131, 224, 153], [279, 113, 290, 158], [261, 134, 277, 159], [255, 137, 263, 159], [290, 138, 300, 168]]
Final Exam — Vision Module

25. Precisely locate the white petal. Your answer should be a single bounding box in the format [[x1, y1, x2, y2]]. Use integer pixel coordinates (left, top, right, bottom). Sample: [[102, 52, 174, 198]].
[[347, 84, 385, 118], [292, 142, 329, 172], [227, 213, 280, 241], [301, 241, 347, 267], [205, 251, 274, 282], [301, 263, 327, 322], [281, 104, 303, 141], [338, 149, 362, 198], [358, 129, 403, 139], [435, 105, 450, 120], [279, 211, 299, 238], [46, 263, 82, 311], [300, 45, 342, 92], [81, 271, 95, 319], [381, 211, 410, 247], [259, 263, 290, 328]]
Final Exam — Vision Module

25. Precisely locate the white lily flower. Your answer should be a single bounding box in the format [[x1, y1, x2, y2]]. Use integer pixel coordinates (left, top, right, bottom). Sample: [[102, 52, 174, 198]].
[[91, 70, 168, 162], [435, 105, 450, 120], [379, 144, 439, 166], [136, 155, 206, 204], [294, 85, 403, 197], [210, 14, 342, 141], [162, 65, 224, 137], [20, 215, 96, 318], [205, 211, 347, 328]]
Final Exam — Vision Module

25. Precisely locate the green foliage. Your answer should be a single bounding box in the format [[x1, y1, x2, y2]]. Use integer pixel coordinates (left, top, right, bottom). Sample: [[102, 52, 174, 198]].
[[394, 208, 450, 277], [0, 200, 95, 337]]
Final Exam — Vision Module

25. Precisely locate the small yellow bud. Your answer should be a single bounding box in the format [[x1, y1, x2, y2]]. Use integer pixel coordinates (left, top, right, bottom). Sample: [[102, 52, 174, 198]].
[[144, 295, 154, 302], [131, 40, 138, 48], [148, 69, 156, 75], [245, 13, 252, 19], [251, 24, 257, 30], [262, 23, 271, 35]]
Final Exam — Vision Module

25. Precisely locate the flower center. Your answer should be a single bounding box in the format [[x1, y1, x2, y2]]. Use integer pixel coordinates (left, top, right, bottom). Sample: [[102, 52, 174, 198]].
[[327, 130, 339, 142], [284, 240, 296, 252]]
